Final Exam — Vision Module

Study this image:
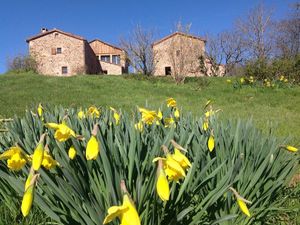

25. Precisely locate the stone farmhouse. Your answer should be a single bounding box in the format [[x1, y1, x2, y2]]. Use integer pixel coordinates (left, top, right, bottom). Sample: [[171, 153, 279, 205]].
[[153, 32, 224, 77], [26, 28, 128, 76]]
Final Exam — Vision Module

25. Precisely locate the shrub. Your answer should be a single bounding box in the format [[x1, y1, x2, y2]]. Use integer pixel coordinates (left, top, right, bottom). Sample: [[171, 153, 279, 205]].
[[6, 54, 37, 73], [244, 56, 300, 84], [0, 103, 298, 225]]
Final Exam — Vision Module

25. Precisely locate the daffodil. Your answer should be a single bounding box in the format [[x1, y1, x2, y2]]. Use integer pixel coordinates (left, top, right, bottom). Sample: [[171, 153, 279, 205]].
[[208, 134, 215, 152], [68, 145, 77, 159], [21, 174, 39, 217], [42, 151, 58, 170], [164, 117, 175, 128], [205, 109, 220, 118], [134, 121, 144, 132], [174, 108, 180, 119], [284, 78, 288, 83], [103, 181, 141, 225], [110, 107, 120, 125], [37, 103, 43, 117], [202, 120, 209, 131], [166, 98, 177, 108], [279, 75, 284, 81], [138, 107, 159, 125], [87, 106, 100, 118], [0, 146, 28, 171], [157, 109, 163, 120], [78, 108, 85, 119], [172, 148, 191, 170], [46, 122, 76, 142], [32, 134, 46, 171], [229, 187, 251, 217], [86, 124, 100, 160], [226, 79, 232, 83], [283, 145, 298, 152], [240, 78, 245, 84], [25, 168, 34, 191], [155, 159, 170, 201]]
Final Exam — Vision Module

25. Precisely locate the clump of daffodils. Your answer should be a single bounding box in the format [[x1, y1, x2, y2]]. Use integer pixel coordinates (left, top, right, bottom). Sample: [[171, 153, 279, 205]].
[[153, 140, 192, 201]]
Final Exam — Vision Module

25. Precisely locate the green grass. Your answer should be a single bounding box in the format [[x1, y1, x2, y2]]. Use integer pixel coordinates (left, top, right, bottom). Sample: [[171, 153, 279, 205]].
[[0, 72, 299, 224], [0, 72, 299, 144]]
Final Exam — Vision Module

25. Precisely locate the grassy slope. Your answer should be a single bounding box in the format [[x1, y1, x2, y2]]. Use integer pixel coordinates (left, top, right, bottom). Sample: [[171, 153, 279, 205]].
[[0, 72, 299, 144]]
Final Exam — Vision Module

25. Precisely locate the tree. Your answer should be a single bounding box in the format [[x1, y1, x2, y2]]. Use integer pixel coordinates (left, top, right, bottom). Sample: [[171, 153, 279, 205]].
[[236, 4, 274, 60], [120, 25, 156, 75], [274, 3, 300, 58]]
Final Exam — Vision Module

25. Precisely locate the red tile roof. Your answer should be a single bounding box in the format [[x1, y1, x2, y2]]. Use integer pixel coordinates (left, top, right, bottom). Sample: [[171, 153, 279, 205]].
[[26, 28, 86, 42], [153, 32, 206, 46]]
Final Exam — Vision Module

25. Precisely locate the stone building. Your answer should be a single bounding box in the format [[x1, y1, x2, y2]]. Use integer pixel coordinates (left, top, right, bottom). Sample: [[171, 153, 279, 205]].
[[153, 32, 224, 77], [89, 39, 128, 75], [26, 28, 128, 76]]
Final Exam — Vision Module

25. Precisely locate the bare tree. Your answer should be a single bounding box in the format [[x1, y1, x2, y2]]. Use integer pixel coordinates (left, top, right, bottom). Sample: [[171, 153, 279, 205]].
[[204, 34, 223, 76], [120, 25, 156, 75], [274, 3, 300, 58], [219, 30, 245, 74], [236, 4, 274, 60]]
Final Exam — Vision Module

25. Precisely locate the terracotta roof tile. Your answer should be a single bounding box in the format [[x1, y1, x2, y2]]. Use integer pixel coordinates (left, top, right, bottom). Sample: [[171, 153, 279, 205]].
[[153, 32, 206, 46], [26, 28, 86, 42]]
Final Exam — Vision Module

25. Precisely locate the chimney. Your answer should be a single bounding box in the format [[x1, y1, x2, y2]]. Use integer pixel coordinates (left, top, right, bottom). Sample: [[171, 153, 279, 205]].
[[41, 28, 48, 33]]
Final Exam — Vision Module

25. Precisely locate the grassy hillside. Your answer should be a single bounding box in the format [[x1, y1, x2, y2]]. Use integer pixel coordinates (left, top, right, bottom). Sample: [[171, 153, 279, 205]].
[[0, 72, 299, 144]]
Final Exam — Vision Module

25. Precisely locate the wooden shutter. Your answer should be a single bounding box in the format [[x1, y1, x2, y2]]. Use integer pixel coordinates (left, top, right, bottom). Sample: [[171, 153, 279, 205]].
[[51, 48, 56, 55]]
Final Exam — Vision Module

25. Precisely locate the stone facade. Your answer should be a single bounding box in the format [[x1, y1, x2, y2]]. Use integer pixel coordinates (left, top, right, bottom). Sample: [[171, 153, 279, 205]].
[[89, 39, 128, 75], [27, 29, 101, 76], [153, 32, 224, 77]]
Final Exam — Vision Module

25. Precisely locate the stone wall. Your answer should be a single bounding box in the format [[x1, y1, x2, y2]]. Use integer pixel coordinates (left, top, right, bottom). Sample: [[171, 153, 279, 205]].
[[29, 32, 86, 76], [153, 34, 205, 77]]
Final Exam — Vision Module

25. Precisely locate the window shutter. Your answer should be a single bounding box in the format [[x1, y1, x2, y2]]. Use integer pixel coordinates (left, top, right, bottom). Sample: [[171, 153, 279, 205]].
[[51, 48, 56, 55]]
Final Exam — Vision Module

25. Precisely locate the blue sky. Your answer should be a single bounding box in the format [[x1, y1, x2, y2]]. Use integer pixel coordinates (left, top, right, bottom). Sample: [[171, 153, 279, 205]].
[[0, 0, 296, 73]]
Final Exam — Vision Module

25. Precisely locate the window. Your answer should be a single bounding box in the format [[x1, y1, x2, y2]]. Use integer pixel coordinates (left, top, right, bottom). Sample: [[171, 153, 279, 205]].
[[100, 55, 110, 63], [112, 55, 121, 64], [56, 48, 62, 54], [62, 66, 68, 74], [51, 48, 56, 55], [102, 70, 108, 74], [176, 50, 180, 57]]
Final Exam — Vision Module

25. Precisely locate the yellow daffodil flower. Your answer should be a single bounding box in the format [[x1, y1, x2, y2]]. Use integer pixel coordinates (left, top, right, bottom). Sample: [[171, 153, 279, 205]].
[[166, 98, 177, 108], [208, 134, 215, 152], [226, 79, 232, 83], [86, 136, 99, 160], [21, 174, 39, 217], [283, 145, 298, 152], [138, 107, 159, 125], [134, 121, 144, 132], [202, 121, 209, 131], [78, 108, 85, 119], [46, 122, 76, 142], [164, 117, 175, 128], [157, 109, 163, 120], [174, 108, 180, 119], [240, 78, 245, 84], [103, 181, 141, 225], [0, 146, 29, 171], [284, 78, 288, 83], [110, 107, 120, 125], [87, 106, 100, 118], [279, 75, 284, 81], [37, 103, 43, 117], [86, 124, 100, 160], [229, 187, 251, 217], [42, 151, 58, 170], [32, 144, 44, 171], [68, 146, 77, 159], [172, 148, 191, 170], [156, 159, 170, 201]]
